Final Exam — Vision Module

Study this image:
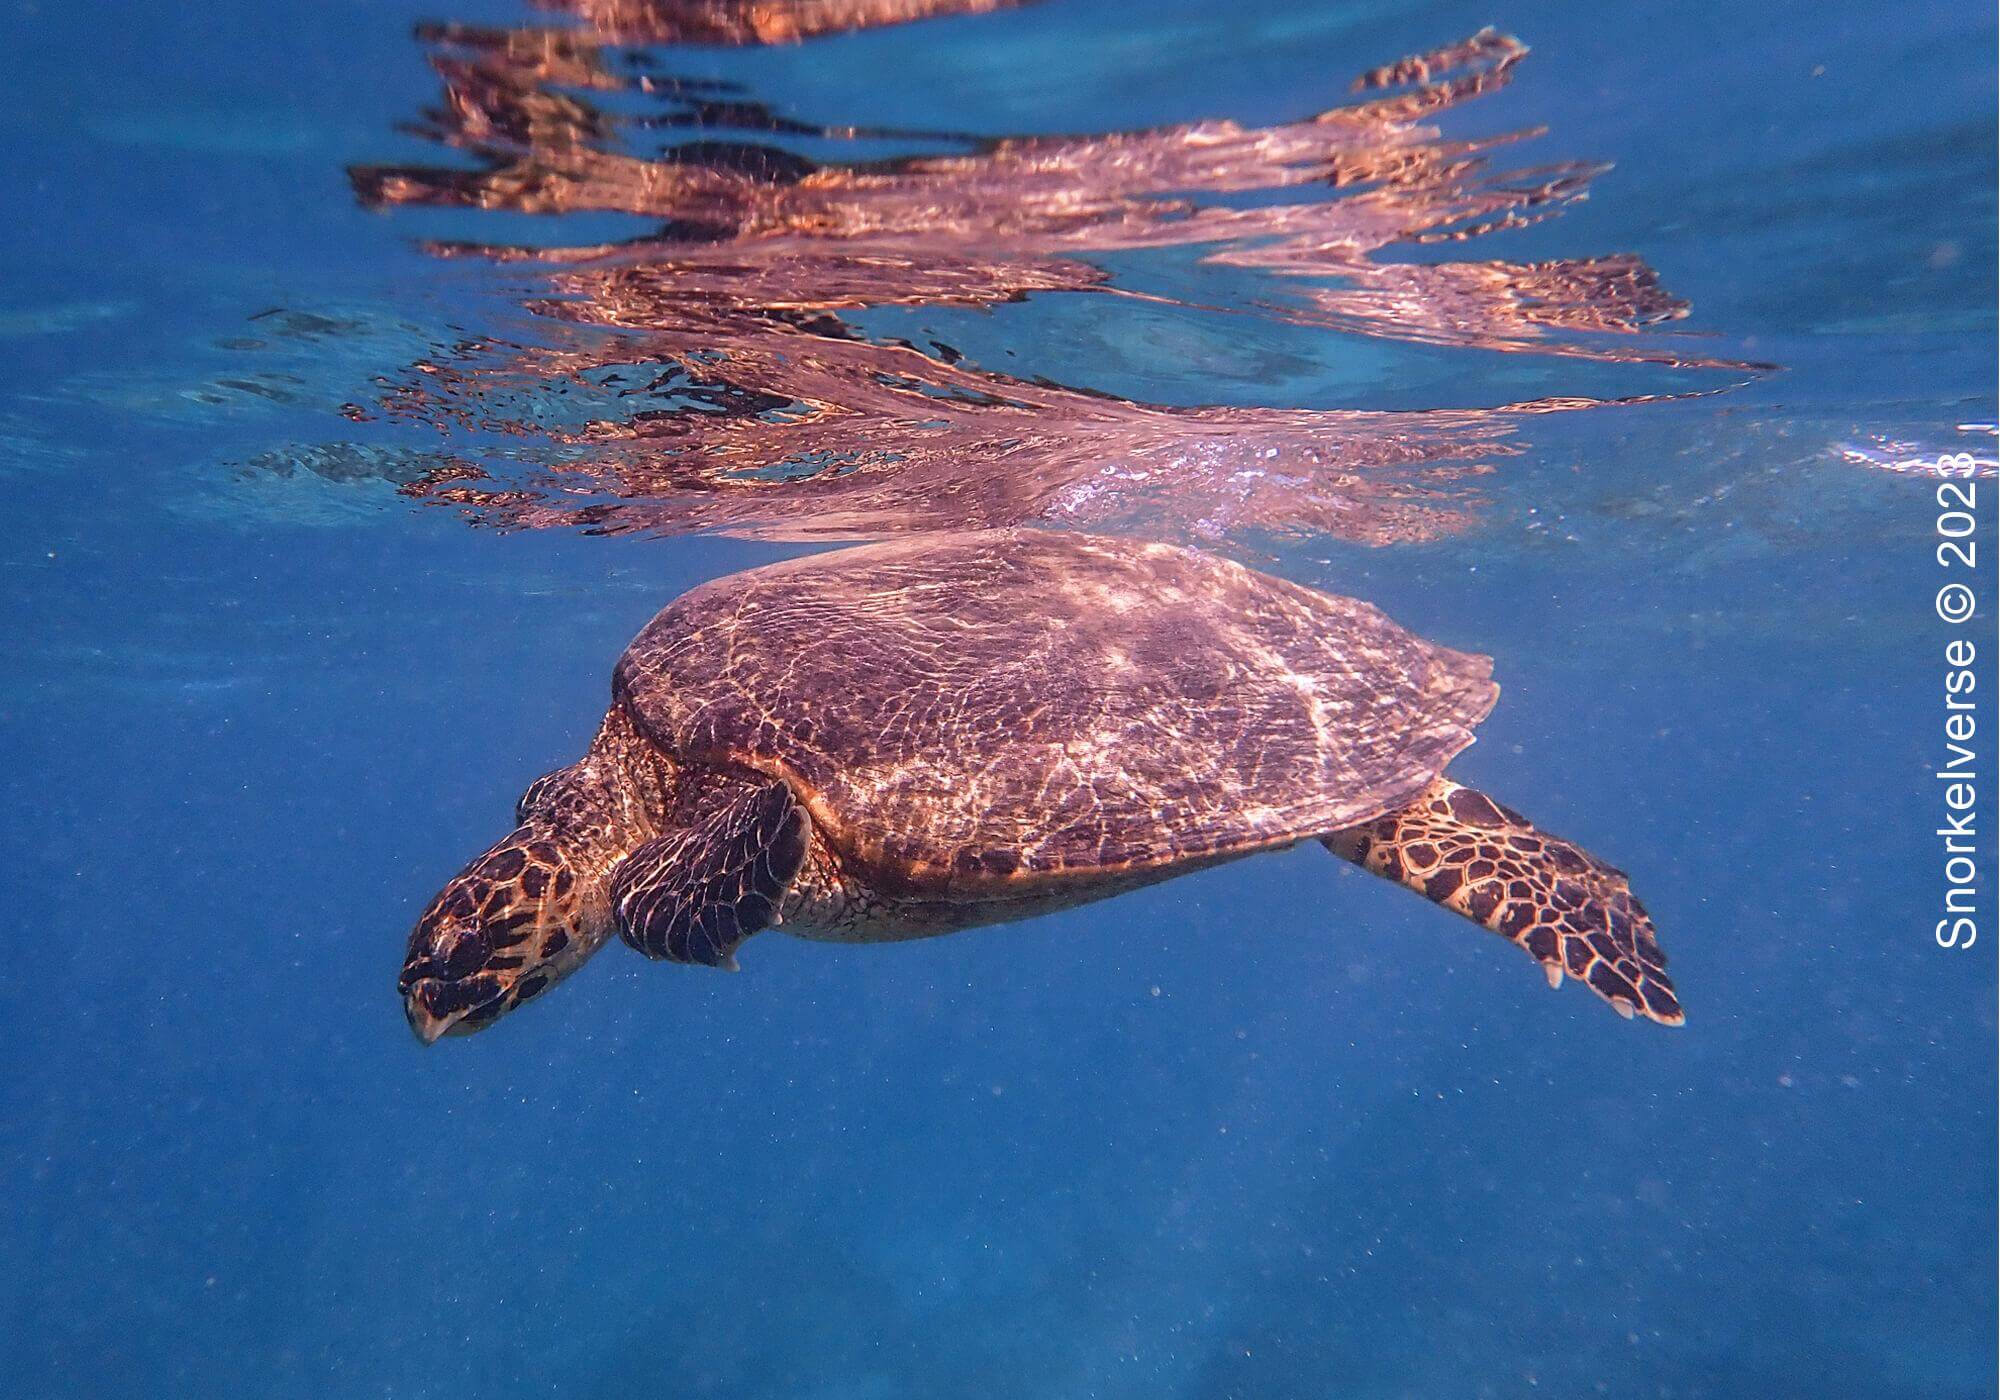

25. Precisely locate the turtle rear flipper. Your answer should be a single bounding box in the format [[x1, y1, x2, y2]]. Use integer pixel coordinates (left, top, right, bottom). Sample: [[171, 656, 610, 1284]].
[[613, 774, 812, 969], [1325, 778, 1682, 1025]]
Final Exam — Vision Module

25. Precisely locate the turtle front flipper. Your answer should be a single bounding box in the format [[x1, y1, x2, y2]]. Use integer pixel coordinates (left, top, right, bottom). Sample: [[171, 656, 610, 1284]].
[[1324, 778, 1683, 1026], [613, 774, 812, 969]]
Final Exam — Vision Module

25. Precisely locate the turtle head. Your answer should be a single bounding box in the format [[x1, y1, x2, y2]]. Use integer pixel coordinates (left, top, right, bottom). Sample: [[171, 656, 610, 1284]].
[[399, 826, 604, 1043], [400, 713, 666, 1043], [401, 749, 647, 1043], [402, 712, 668, 1040]]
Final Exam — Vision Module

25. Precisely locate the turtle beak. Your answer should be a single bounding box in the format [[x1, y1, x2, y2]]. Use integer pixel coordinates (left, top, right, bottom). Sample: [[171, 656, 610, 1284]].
[[398, 966, 507, 1045], [399, 912, 511, 1044], [402, 986, 459, 1045]]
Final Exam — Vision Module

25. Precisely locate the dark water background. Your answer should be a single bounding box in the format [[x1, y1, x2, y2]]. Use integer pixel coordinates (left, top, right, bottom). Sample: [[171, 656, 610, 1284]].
[[2, 1, 1995, 1396]]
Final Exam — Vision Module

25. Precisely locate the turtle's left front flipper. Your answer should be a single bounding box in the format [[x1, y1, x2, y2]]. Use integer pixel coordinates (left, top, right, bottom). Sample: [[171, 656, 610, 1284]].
[[613, 774, 812, 968], [1324, 778, 1683, 1025]]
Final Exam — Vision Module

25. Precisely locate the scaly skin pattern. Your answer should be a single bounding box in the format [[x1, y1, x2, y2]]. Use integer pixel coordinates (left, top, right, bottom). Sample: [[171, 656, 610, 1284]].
[[1325, 777, 1682, 1024], [612, 772, 812, 966]]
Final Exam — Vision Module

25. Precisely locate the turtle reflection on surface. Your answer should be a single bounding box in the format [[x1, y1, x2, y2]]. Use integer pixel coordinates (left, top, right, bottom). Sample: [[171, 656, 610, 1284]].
[[348, 18, 1760, 549]]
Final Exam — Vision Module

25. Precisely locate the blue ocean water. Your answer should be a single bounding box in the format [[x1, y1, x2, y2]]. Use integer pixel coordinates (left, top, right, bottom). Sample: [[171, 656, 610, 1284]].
[[2, 0, 1994, 1396]]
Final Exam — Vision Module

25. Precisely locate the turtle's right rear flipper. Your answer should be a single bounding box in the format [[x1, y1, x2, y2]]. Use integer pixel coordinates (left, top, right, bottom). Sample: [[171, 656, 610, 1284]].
[[1324, 778, 1682, 1025]]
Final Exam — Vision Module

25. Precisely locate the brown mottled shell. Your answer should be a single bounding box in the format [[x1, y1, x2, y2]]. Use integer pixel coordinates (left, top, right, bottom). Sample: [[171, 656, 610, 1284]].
[[614, 530, 1497, 897]]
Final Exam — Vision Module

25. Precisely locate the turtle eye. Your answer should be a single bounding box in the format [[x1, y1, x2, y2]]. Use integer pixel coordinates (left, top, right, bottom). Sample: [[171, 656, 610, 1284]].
[[396, 955, 439, 994]]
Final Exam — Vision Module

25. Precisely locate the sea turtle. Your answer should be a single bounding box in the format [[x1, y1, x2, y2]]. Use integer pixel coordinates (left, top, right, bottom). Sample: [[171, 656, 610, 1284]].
[[400, 529, 1681, 1041]]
